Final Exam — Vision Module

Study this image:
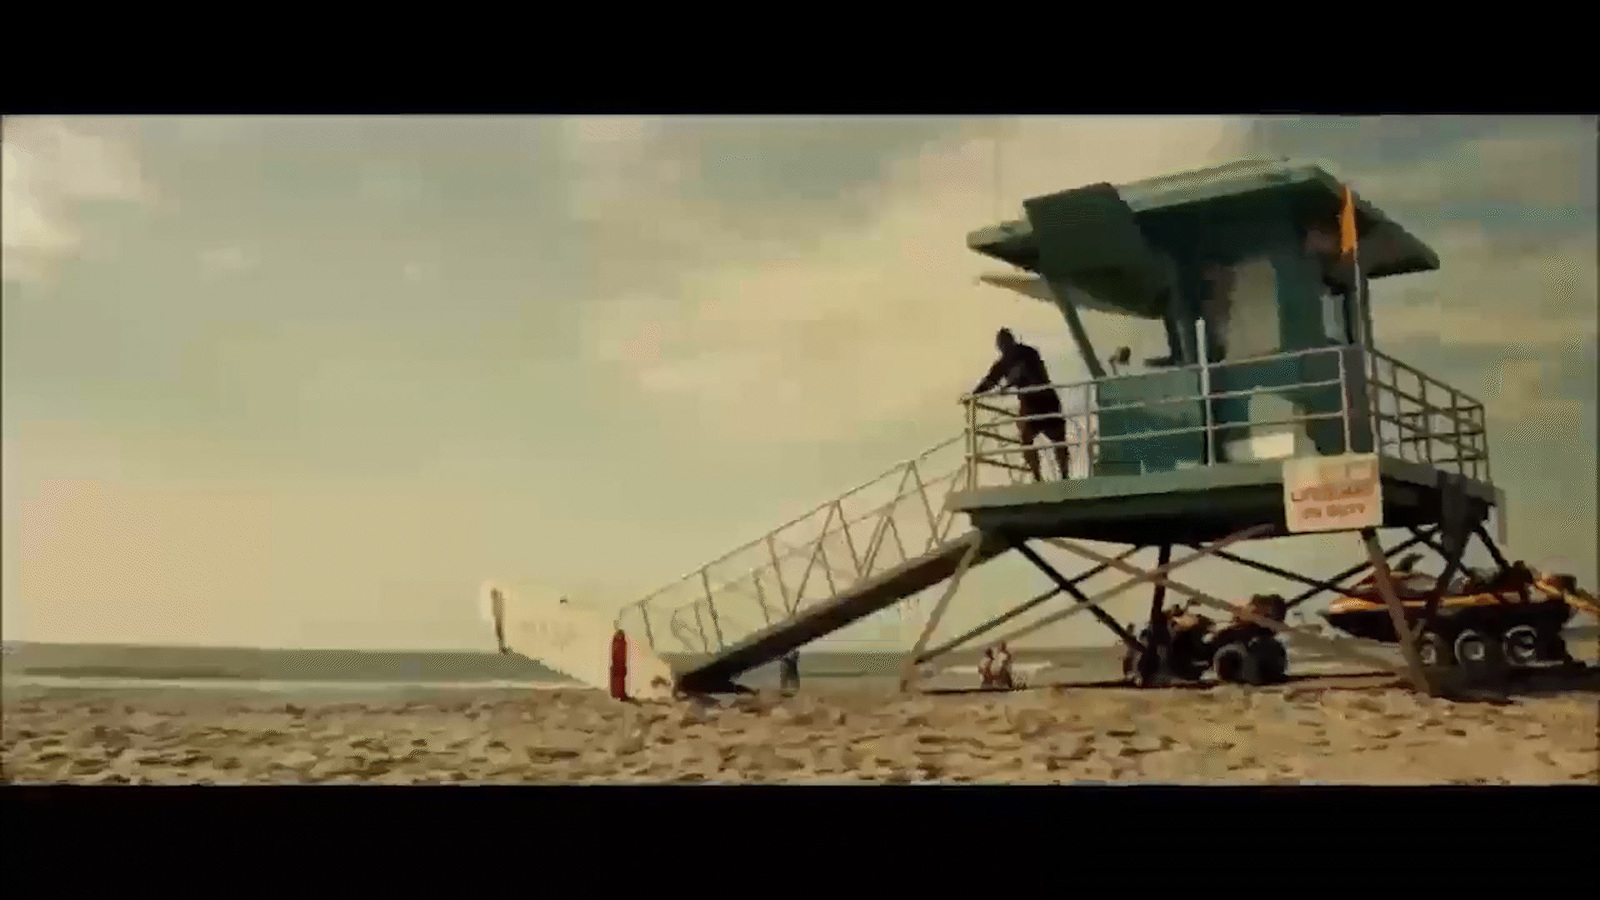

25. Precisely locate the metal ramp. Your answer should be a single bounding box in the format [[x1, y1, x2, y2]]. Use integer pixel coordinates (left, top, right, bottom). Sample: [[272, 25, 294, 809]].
[[675, 530, 1011, 692], [614, 418, 1090, 693]]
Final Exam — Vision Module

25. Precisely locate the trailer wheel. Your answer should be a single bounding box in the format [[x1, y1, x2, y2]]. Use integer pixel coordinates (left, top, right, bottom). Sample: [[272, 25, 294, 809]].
[[1417, 631, 1453, 669], [1535, 626, 1573, 664], [1213, 642, 1259, 685], [1501, 625, 1541, 667], [1454, 629, 1507, 680]]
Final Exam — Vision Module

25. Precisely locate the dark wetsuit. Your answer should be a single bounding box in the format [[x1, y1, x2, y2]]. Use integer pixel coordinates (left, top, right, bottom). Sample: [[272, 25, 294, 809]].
[[972, 342, 1068, 445]]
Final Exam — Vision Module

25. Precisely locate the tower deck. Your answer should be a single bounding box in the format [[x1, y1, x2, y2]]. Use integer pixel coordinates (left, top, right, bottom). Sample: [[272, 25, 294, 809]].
[[949, 456, 1499, 546], [950, 342, 1499, 545]]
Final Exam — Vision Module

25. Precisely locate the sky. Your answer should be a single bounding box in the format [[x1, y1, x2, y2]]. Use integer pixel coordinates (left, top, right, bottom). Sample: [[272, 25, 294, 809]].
[[3, 114, 1595, 652]]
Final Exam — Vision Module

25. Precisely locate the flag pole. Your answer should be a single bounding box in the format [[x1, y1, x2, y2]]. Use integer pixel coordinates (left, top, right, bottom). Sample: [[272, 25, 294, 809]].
[[1340, 184, 1371, 346], [1339, 183, 1376, 456], [1355, 225, 1371, 346]]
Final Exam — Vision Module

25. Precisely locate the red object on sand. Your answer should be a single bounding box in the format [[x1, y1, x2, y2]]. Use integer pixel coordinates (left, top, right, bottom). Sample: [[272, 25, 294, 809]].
[[609, 629, 629, 700]]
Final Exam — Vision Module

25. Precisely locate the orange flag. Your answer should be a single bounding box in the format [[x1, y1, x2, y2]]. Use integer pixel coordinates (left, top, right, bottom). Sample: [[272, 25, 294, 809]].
[[1338, 184, 1359, 261]]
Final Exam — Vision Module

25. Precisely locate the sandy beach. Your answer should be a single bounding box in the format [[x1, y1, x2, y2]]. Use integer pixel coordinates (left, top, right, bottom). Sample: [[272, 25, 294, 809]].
[[4, 677, 1596, 786]]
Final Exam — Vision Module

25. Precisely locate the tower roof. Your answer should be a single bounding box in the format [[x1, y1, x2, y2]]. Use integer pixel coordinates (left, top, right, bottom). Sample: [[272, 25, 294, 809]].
[[967, 158, 1439, 280]]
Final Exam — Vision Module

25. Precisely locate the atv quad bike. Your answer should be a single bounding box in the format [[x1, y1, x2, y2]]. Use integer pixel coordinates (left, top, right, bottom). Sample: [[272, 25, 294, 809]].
[[1121, 594, 1289, 687]]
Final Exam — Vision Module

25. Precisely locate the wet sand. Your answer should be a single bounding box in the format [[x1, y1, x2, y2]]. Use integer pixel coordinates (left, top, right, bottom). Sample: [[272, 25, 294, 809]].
[[4, 679, 1596, 785]]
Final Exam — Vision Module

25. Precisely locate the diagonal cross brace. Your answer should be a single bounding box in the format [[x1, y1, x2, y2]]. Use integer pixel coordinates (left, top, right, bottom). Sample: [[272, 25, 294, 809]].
[[1011, 540, 1145, 651], [1280, 528, 1436, 611], [982, 527, 1272, 652], [913, 547, 1143, 665], [1047, 530, 1404, 674]]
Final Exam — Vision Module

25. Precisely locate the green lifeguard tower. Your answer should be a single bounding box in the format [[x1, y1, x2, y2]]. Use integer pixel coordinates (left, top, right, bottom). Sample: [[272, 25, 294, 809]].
[[954, 157, 1490, 543], [618, 158, 1512, 698]]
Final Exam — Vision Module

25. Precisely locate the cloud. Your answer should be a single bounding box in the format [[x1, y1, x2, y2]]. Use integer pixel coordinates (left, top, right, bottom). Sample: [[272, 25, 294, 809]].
[[578, 117, 1250, 447], [558, 118, 669, 207], [4, 419, 493, 648], [198, 242, 260, 276], [1242, 120, 1597, 361], [1354, 129, 1596, 216], [1488, 357, 1586, 425], [1245, 117, 1595, 211], [357, 160, 431, 207], [1264, 124, 1600, 359], [1, 118, 158, 286], [1374, 222, 1597, 352]]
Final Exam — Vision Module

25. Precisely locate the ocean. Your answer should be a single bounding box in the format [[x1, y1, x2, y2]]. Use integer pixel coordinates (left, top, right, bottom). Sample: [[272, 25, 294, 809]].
[[4, 626, 1594, 697], [0, 641, 1125, 696]]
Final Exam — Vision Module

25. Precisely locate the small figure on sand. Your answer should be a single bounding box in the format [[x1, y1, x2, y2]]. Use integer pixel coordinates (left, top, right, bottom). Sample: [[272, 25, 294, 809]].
[[779, 650, 800, 695], [979, 642, 1015, 690], [993, 642, 1014, 689]]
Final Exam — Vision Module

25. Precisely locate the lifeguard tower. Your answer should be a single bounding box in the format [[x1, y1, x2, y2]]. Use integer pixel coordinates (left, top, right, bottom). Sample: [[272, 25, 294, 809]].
[[616, 158, 1512, 698]]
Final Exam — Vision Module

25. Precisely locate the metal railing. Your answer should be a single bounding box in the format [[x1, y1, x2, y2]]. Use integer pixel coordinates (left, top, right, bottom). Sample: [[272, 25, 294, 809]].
[[1363, 348, 1491, 483], [614, 426, 1035, 657], [962, 344, 1492, 486]]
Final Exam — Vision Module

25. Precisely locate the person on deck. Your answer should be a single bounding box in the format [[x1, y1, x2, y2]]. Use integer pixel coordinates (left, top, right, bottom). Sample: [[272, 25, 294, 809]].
[[978, 647, 996, 689], [968, 328, 1072, 483]]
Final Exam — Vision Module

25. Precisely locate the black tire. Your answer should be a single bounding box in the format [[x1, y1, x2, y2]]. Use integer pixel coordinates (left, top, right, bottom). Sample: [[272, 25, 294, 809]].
[[1213, 642, 1259, 685], [1454, 629, 1507, 681], [1535, 626, 1573, 664], [1248, 637, 1288, 683], [1501, 625, 1541, 667], [1417, 630, 1454, 669]]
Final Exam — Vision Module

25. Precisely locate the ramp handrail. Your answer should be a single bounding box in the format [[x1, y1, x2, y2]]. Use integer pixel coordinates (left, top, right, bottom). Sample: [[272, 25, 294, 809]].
[[615, 428, 1029, 656]]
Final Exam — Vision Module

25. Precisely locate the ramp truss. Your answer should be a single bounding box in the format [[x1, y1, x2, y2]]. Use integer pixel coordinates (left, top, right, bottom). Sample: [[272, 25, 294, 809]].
[[614, 406, 1091, 688]]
